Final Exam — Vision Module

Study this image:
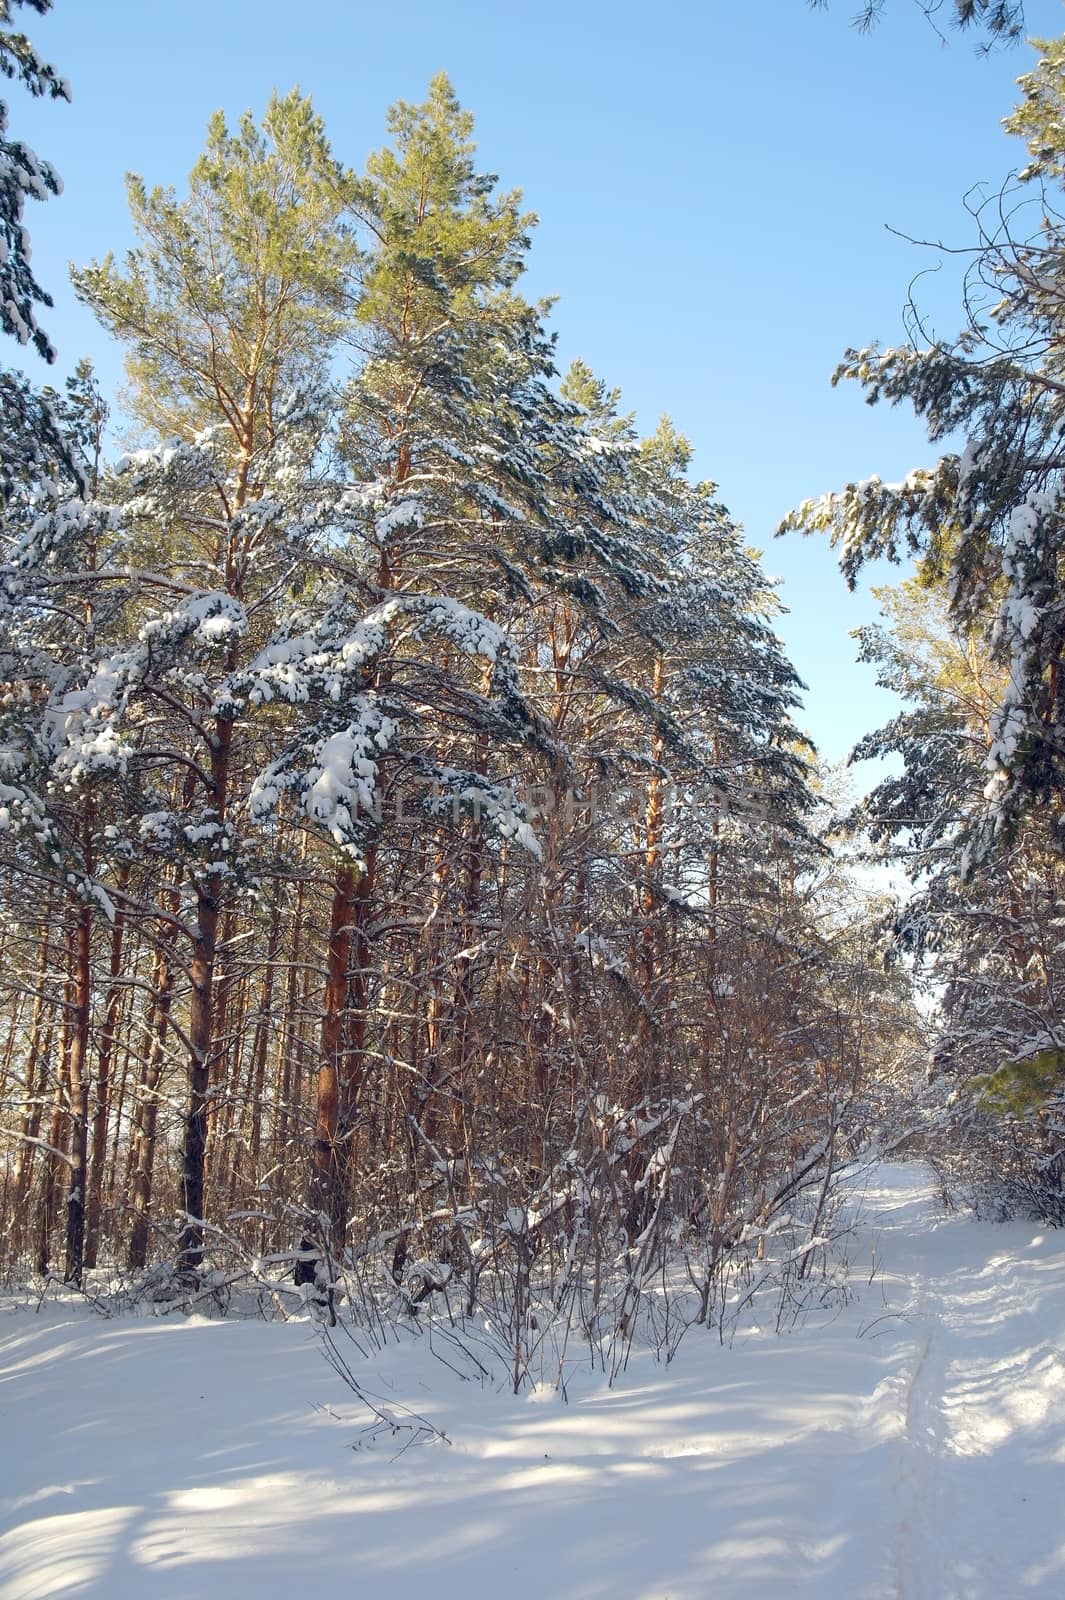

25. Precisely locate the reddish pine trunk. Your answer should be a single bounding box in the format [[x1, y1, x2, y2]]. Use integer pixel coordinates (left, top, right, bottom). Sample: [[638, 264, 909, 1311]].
[[38, 1059, 68, 1276], [10, 925, 55, 1226], [247, 898, 283, 1170], [128, 938, 176, 1271], [63, 901, 92, 1286], [85, 886, 128, 1268], [307, 852, 376, 1264]]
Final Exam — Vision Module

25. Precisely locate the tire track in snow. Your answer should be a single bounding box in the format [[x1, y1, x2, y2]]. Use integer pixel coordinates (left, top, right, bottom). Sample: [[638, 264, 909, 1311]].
[[886, 1182, 961, 1600], [876, 1165, 1065, 1600], [892, 1309, 943, 1600]]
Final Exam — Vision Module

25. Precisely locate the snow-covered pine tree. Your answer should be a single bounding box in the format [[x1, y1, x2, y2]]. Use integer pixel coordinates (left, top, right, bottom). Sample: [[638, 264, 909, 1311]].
[[0, 70, 898, 1314], [849, 577, 1065, 1216], [782, 42, 1065, 860], [0, 2, 75, 508], [0, 362, 135, 1283], [539, 395, 827, 1252], [70, 91, 363, 1273], [314, 85, 731, 1275], [0, 0, 67, 361], [778, 45, 1065, 1213]]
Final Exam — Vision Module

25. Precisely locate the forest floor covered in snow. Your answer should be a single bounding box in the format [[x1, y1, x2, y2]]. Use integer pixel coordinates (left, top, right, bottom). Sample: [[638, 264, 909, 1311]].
[[1, 1163, 1064, 1599]]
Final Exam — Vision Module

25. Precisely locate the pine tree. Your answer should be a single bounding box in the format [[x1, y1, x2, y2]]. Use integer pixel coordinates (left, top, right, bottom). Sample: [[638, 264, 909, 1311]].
[[782, 36, 1065, 859], [71, 91, 362, 1274], [0, 362, 129, 1283], [0, 72, 900, 1314], [846, 576, 1065, 1216], [274, 74, 567, 1277], [0, 0, 67, 361], [0, 2, 73, 506]]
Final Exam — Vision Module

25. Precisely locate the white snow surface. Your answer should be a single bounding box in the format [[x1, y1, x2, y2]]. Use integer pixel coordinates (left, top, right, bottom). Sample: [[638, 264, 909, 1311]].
[[2, 1162, 1064, 1598]]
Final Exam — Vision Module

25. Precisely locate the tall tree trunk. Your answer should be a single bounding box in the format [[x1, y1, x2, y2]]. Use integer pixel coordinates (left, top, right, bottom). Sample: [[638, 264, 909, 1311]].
[[208, 910, 243, 1197], [10, 924, 56, 1230], [128, 937, 176, 1271], [272, 871, 306, 1167], [341, 859, 375, 1199], [248, 896, 282, 1171], [301, 850, 376, 1308], [310, 862, 355, 1254], [176, 403, 251, 1275], [640, 654, 666, 1020], [418, 845, 449, 1146], [178, 716, 232, 1274], [63, 899, 92, 1286], [38, 1056, 68, 1277], [0, 989, 24, 1109], [85, 881, 128, 1268]]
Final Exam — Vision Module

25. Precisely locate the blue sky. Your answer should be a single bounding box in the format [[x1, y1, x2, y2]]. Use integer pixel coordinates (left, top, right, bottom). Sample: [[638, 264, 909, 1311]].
[[10, 0, 1065, 772]]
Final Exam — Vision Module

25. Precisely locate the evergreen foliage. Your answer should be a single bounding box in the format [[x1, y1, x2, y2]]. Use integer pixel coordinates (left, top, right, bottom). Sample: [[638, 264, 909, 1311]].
[[0, 72, 920, 1317], [0, 0, 67, 362], [780, 34, 1065, 1222], [782, 49, 1065, 859], [809, 0, 1023, 42], [0, 1, 72, 525]]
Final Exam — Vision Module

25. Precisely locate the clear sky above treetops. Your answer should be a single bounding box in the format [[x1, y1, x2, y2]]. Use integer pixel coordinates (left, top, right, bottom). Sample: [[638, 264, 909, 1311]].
[[12, 0, 1065, 773]]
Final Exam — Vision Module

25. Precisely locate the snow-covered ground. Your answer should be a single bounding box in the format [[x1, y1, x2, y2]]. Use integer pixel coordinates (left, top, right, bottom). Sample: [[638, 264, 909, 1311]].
[[2, 1163, 1063, 1599]]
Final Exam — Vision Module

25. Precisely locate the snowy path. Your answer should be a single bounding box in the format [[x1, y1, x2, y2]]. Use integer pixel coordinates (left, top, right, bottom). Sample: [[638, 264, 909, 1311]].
[[869, 1170, 1065, 1599], [1, 1163, 1063, 1599]]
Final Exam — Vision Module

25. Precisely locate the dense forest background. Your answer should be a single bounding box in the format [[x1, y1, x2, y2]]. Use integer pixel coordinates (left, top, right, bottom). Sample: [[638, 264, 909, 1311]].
[[1, 0, 1063, 1352]]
